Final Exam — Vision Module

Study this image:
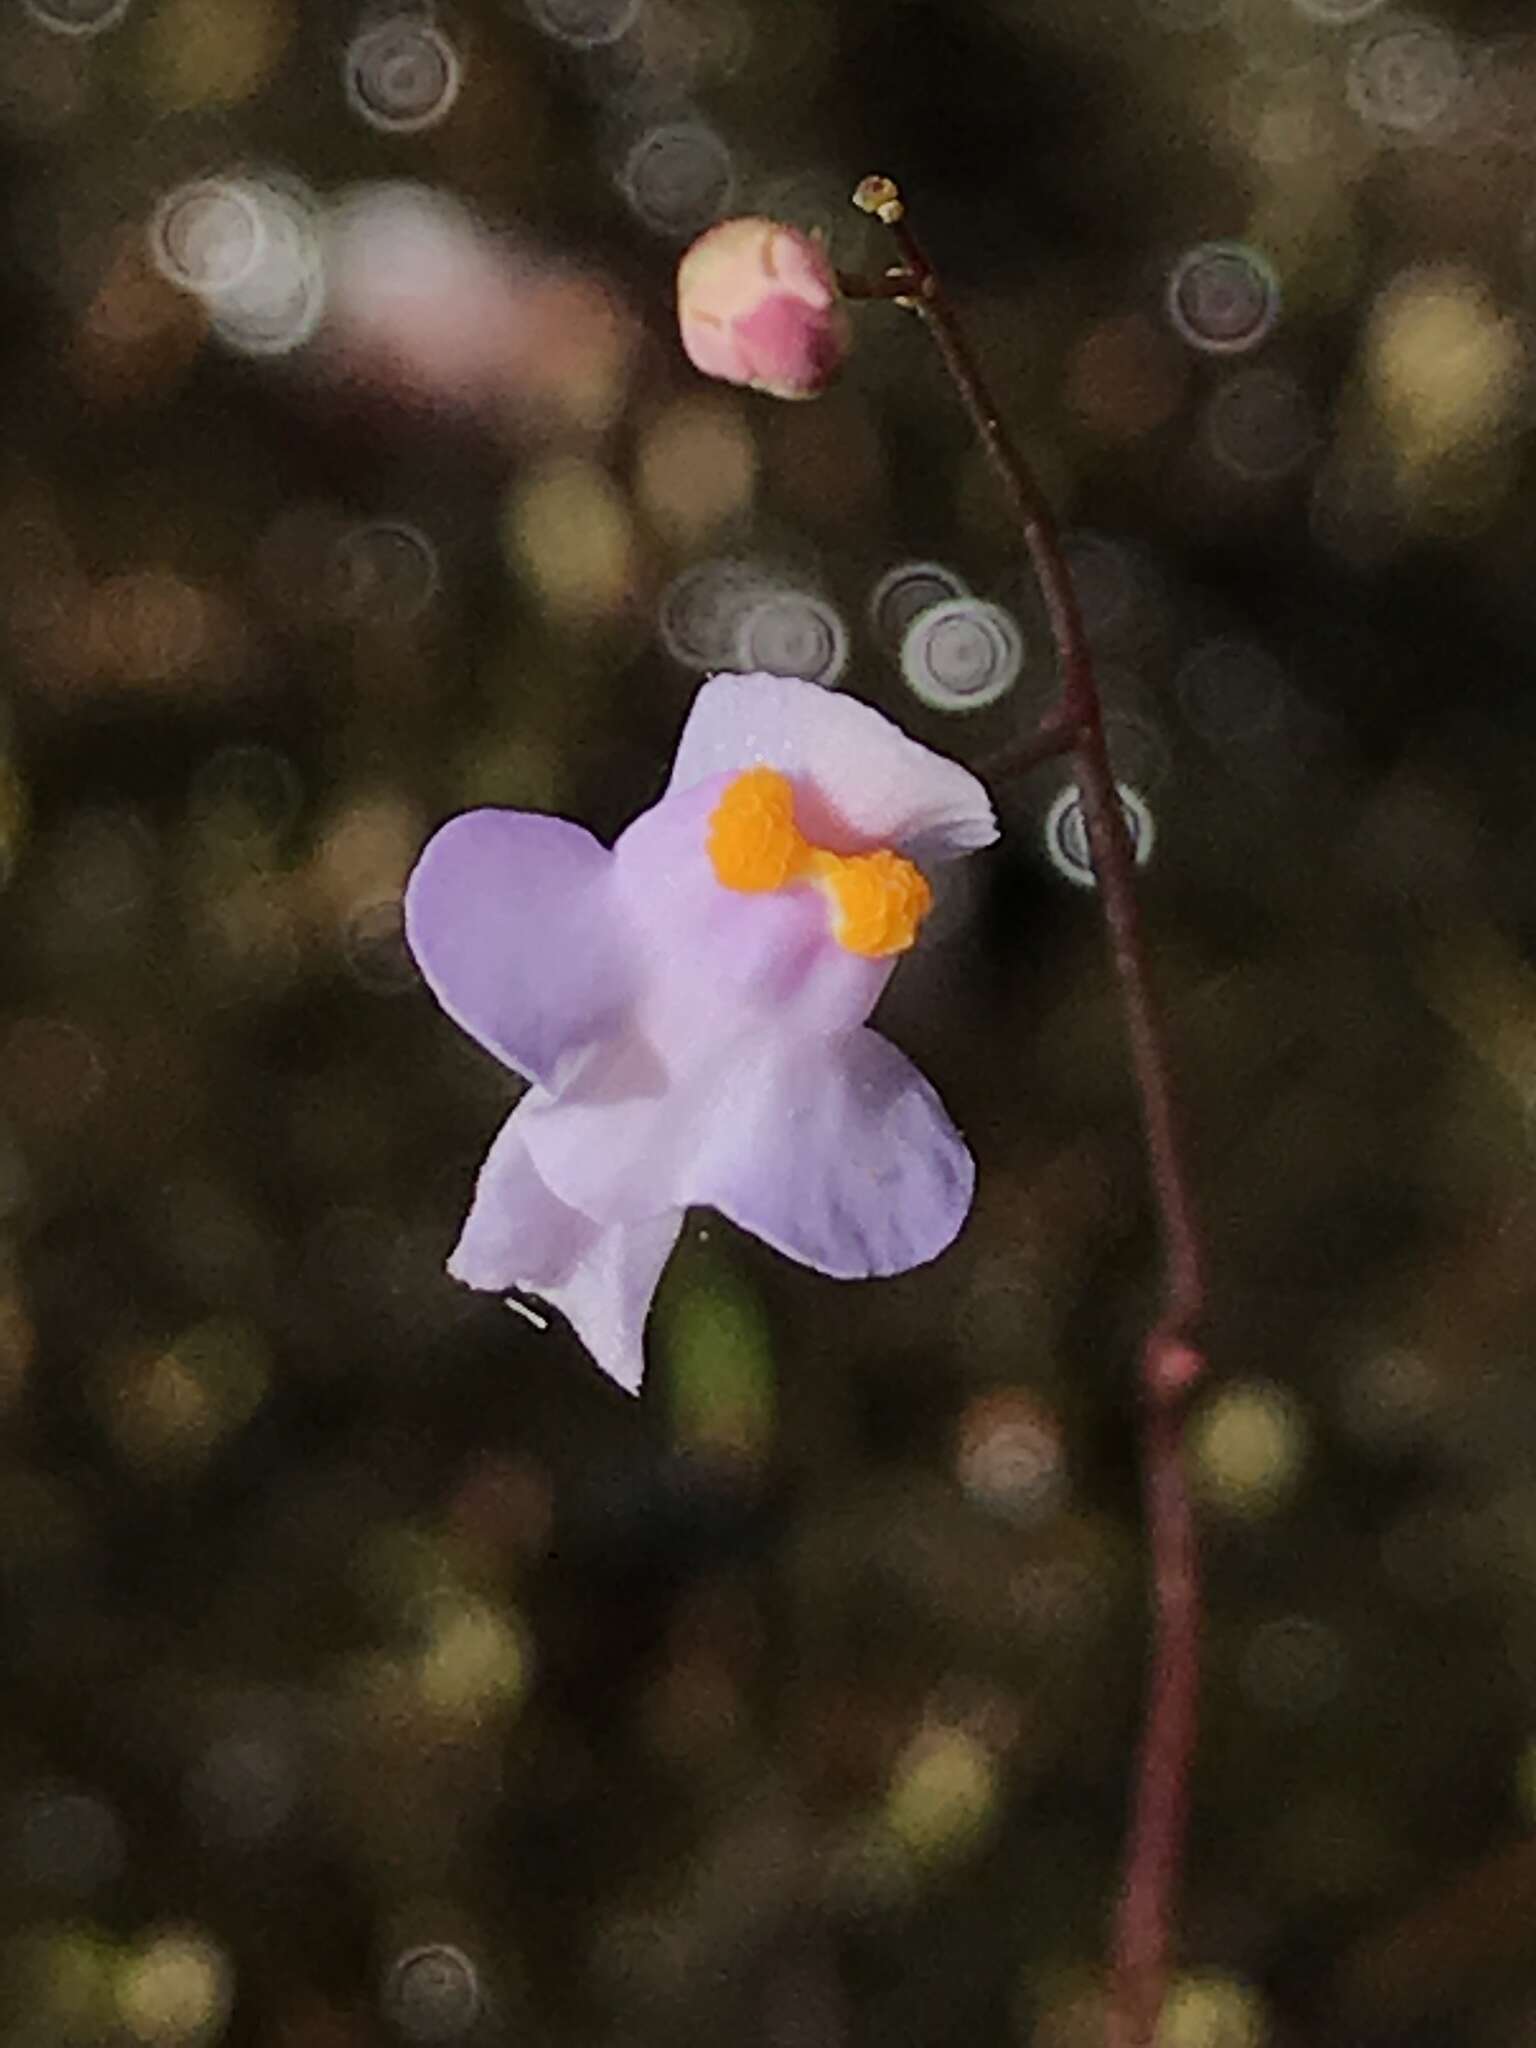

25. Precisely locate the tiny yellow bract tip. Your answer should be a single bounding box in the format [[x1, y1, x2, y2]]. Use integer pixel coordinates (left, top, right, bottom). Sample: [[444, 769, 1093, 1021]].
[[707, 769, 930, 957], [852, 174, 905, 224]]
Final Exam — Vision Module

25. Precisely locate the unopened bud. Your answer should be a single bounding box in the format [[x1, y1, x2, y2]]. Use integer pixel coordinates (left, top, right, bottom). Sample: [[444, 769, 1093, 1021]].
[[676, 217, 850, 401]]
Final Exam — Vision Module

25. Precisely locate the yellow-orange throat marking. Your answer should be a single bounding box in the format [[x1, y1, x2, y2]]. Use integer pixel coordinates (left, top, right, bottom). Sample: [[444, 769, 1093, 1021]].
[[706, 767, 932, 959]]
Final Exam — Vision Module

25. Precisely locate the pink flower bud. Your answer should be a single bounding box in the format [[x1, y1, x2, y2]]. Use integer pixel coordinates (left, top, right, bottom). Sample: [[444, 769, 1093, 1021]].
[[676, 217, 850, 401]]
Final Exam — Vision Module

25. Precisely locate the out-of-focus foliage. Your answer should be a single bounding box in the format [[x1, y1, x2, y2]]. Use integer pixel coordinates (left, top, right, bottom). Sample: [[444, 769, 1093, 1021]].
[[4, 0, 1536, 2043]]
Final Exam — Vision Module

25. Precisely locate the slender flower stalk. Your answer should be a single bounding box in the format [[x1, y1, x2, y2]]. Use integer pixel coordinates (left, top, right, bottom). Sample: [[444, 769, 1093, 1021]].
[[849, 174, 1209, 2048]]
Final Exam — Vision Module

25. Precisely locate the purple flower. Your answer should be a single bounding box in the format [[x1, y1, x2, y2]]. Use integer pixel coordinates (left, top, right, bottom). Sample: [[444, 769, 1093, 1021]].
[[404, 672, 996, 1393]]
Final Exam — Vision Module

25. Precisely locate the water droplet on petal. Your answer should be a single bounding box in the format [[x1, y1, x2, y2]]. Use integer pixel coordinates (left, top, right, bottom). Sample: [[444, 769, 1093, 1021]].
[[344, 18, 463, 134], [1166, 242, 1280, 355], [1043, 783, 1155, 889], [736, 591, 847, 686], [868, 560, 970, 653], [900, 598, 1022, 711]]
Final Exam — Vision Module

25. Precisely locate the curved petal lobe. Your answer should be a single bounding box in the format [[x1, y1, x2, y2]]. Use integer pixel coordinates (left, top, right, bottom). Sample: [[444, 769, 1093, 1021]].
[[404, 810, 630, 1087], [614, 776, 893, 1058], [667, 672, 996, 865], [449, 1105, 682, 1395], [686, 1026, 975, 1278]]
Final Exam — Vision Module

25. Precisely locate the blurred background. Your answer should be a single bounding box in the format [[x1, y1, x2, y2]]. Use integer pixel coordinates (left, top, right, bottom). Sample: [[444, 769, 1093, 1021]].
[[3, 0, 1536, 2042]]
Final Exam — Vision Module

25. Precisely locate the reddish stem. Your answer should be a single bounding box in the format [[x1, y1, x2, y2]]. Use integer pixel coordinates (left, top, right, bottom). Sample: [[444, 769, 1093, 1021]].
[[853, 178, 1208, 2048]]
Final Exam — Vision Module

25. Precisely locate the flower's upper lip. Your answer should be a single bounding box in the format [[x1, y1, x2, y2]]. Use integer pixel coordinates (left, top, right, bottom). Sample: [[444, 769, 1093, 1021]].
[[666, 670, 997, 865], [403, 673, 997, 1095]]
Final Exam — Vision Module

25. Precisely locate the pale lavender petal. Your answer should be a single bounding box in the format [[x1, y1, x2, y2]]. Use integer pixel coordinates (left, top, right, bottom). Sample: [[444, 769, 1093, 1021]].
[[520, 1032, 721, 1224], [447, 1099, 588, 1291], [523, 1021, 973, 1275], [666, 672, 997, 864], [686, 1027, 975, 1278], [449, 1103, 681, 1395], [404, 811, 631, 1087], [613, 776, 892, 1055], [540, 1209, 683, 1397], [519, 777, 897, 1225]]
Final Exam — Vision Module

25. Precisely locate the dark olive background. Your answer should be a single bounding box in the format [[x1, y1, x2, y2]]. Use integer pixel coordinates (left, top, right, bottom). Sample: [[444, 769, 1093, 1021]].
[[2, 1, 1535, 2043]]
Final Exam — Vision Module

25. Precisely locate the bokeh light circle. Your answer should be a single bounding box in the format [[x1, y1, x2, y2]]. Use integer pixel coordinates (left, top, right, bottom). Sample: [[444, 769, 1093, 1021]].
[[189, 745, 304, 843], [1240, 1615, 1349, 1719], [150, 180, 268, 299], [868, 561, 970, 653], [1140, 0, 1230, 29], [1193, 1380, 1308, 1516], [735, 592, 848, 686], [344, 19, 463, 134], [526, 0, 641, 46], [185, 1719, 299, 1846], [21, 0, 130, 35], [1166, 243, 1280, 356], [658, 557, 777, 669], [1103, 711, 1173, 793], [205, 183, 325, 358], [1176, 638, 1288, 744], [1345, 16, 1464, 135], [329, 522, 440, 627], [383, 1945, 482, 2043], [1203, 367, 1316, 480], [1288, 0, 1388, 20], [8, 1786, 125, 1893], [900, 598, 1023, 711], [1043, 783, 1155, 889], [1467, 36, 1536, 152], [341, 899, 416, 994], [955, 1391, 1065, 1524], [1059, 531, 1146, 644], [211, 271, 325, 358], [114, 1930, 233, 2048], [620, 121, 734, 237]]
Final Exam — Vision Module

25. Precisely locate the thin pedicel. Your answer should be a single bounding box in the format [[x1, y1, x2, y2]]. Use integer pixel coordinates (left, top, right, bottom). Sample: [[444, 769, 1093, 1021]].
[[847, 174, 1209, 2048]]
